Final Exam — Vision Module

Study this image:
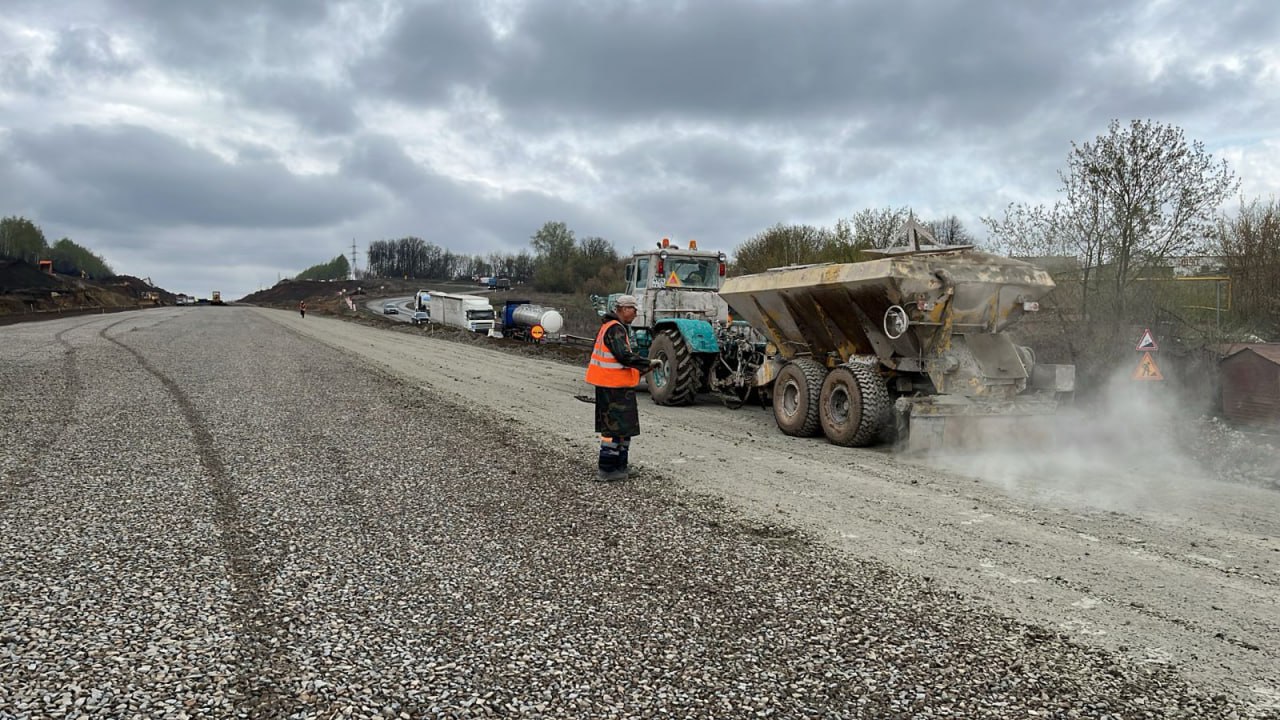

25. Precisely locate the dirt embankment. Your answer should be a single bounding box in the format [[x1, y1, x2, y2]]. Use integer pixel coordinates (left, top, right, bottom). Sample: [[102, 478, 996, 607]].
[[0, 258, 176, 325]]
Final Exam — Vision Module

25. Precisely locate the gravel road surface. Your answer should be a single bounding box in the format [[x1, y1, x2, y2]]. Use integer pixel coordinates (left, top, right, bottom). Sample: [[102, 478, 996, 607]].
[[1, 306, 1276, 719]]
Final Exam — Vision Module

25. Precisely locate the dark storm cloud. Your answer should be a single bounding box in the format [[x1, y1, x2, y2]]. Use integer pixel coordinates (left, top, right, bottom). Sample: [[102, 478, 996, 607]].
[[239, 74, 361, 136], [337, 134, 614, 253], [485, 0, 1095, 133], [50, 26, 139, 77], [349, 2, 498, 105], [341, 134, 433, 191], [598, 134, 784, 194], [2, 0, 1277, 297], [111, 0, 334, 70], [0, 23, 140, 95], [4, 124, 381, 231]]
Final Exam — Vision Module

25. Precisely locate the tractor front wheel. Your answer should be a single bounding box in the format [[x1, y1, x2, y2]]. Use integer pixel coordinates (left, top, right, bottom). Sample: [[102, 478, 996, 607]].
[[648, 329, 700, 406]]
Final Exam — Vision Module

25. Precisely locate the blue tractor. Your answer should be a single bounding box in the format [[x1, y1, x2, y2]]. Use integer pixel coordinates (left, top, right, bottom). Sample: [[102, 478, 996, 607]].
[[593, 238, 764, 407]]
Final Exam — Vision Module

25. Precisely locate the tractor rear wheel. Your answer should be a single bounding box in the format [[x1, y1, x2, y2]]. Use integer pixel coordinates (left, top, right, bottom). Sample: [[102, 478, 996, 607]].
[[648, 329, 700, 406], [772, 357, 826, 437], [819, 362, 891, 447]]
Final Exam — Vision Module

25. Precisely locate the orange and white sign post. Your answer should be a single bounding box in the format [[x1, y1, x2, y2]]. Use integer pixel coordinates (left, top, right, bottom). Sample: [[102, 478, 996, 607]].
[[1131, 328, 1164, 381]]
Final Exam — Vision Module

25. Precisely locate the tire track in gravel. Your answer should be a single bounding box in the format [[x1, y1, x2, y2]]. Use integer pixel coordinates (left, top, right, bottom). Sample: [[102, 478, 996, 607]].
[[99, 322, 301, 718], [0, 324, 85, 510]]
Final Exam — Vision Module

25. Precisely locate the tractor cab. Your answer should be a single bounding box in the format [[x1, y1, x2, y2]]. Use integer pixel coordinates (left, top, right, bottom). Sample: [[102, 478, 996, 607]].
[[621, 238, 731, 330]]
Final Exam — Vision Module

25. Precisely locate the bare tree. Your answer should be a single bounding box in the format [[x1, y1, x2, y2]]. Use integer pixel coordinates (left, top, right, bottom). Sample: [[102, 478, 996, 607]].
[[1214, 197, 1280, 337], [1066, 119, 1237, 320], [925, 215, 973, 246], [985, 120, 1237, 322], [847, 207, 913, 249]]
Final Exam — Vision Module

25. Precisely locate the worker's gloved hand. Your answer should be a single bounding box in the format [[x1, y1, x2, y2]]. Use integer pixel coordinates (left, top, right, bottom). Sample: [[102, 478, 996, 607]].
[[649, 359, 665, 372]]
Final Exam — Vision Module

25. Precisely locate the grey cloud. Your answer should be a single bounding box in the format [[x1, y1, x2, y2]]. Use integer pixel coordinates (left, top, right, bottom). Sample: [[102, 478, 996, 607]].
[[2, 0, 1277, 298], [50, 26, 139, 78], [597, 134, 784, 195], [238, 74, 361, 136], [350, 2, 497, 105], [484, 0, 1097, 132], [341, 134, 435, 190], [113, 0, 334, 70], [4, 124, 382, 232]]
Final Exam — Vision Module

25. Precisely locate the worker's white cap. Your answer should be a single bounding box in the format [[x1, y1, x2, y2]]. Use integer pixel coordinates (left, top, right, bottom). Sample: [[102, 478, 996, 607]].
[[613, 294, 639, 309]]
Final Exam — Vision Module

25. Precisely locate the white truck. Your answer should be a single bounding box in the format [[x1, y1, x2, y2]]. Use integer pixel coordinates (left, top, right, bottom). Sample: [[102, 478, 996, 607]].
[[428, 292, 496, 333]]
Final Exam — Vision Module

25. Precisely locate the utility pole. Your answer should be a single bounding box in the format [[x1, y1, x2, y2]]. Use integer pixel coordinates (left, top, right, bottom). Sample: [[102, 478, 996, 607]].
[[350, 239, 359, 280]]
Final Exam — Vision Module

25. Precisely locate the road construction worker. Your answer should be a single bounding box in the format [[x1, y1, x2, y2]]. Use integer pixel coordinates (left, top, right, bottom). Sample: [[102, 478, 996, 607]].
[[585, 294, 661, 482], [299, 300, 306, 319]]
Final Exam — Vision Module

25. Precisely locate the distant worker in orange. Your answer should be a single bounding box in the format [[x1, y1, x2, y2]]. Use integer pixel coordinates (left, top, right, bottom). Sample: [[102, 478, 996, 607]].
[[585, 295, 662, 482], [299, 300, 306, 319]]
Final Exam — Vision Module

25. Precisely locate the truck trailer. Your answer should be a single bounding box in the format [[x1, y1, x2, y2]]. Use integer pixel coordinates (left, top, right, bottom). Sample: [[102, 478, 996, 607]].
[[428, 292, 496, 333]]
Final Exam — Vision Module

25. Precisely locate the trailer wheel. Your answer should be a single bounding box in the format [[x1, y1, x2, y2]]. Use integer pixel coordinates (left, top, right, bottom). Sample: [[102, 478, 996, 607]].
[[772, 358, 826, 437], [819, 363, 891, 447], [648, 329, 700, 406]]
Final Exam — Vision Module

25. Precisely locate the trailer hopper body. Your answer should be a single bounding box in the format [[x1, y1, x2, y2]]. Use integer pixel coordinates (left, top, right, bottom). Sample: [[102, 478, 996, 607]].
[[718, 247, 1074, 452]]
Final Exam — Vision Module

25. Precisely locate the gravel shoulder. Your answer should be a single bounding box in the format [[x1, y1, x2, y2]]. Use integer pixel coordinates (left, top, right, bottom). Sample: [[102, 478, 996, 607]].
[[0, 306, 1276, 718]]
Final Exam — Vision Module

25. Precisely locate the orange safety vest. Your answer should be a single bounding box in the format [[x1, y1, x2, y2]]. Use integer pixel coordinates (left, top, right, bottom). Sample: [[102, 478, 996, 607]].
[[585, 320, 641, 388]]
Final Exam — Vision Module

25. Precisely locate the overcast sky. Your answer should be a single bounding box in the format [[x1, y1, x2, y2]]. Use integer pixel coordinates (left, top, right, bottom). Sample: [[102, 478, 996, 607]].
[[2, 0, 1277, 299]]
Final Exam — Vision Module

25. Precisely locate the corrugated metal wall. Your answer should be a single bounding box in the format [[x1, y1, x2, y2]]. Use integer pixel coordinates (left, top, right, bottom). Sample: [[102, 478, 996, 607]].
[[1221, 349, 1280, 427]]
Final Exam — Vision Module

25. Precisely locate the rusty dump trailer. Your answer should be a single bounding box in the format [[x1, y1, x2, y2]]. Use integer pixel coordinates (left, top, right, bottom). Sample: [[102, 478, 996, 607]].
[[717, 240, 1074, 453]]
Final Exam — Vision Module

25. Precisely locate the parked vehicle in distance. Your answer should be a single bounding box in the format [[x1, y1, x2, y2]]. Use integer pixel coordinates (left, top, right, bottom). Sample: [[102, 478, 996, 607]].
[[410, 311, 430, 326], [428, 292, 495, 333], [382, 302, 399, 315]]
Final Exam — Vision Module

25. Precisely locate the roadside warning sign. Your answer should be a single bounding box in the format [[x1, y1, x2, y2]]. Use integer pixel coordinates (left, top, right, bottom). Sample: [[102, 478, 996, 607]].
[[1136, 328, 1158, 351], [1132, 351, 1164, 381]]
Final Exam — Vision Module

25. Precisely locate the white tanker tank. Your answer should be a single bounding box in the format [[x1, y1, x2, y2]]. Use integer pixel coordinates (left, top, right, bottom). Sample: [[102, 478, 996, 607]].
[[497, 300, 563, 341]]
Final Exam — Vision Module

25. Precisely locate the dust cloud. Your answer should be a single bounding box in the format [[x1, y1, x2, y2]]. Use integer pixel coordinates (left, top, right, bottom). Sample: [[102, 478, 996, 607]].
[[922, 364, 1279, 513]]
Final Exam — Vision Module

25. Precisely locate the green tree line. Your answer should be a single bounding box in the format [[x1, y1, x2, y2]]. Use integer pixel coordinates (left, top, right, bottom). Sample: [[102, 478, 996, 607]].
[[360, 224, 619, 296], [0, 216, 114, 278], [296, 254, 351, 281]]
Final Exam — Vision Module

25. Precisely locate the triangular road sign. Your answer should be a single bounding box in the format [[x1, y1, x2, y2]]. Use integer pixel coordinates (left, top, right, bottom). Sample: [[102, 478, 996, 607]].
[[666, 271, 683, 286], [1136, 328, 1158, 351], [1132, 351, 1164, 381]]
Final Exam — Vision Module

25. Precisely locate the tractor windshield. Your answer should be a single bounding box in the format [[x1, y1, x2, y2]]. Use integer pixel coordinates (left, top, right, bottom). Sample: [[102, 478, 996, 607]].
[[665, 257, 719, 289]]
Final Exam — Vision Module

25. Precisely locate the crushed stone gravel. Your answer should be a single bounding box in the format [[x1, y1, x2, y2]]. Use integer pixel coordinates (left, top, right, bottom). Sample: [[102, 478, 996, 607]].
[[0, 310, 1260, 719]]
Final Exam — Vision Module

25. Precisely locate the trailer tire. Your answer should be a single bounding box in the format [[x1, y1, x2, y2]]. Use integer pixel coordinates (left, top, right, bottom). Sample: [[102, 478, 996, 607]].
[[819, 362, 891, 447], [648, 329, 700, 406], [772, 358, 826, 437]]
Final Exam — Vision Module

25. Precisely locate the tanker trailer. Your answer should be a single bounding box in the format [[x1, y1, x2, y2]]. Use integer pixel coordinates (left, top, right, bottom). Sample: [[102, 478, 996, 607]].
[[717, 227, 1074, 453], [497, 300, 563, 342]]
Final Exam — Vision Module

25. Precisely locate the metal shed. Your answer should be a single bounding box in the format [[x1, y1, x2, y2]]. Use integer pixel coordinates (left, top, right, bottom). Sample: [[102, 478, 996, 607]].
[[1220, 344, 1280, 427]]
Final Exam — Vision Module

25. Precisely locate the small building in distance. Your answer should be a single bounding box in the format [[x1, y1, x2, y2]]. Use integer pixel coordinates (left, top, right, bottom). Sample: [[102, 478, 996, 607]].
[[1220, 344, 1280, 428]]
